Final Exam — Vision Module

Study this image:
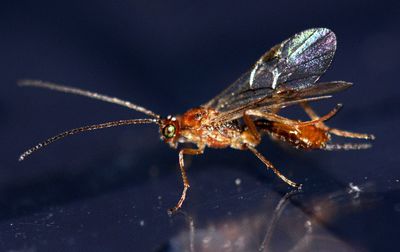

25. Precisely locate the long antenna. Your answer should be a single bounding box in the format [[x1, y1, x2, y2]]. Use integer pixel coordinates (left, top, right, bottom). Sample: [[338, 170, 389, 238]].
[[18, 79, 160, 119], [19, 118, 159, 161]]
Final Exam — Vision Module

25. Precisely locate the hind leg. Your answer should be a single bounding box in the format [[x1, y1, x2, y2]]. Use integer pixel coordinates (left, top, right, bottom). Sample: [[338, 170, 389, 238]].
[[300, 102, 375, 140], [245, 105, 341, 127]]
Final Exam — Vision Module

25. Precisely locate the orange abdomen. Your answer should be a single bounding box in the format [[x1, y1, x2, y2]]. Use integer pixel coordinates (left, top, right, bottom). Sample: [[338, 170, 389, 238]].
[[257, 120, 330, 149]]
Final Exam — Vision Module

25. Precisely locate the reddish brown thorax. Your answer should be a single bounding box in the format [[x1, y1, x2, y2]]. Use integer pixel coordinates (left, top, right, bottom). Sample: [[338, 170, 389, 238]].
[[170, 107, 242, 149], [180, 107, 210, 129]]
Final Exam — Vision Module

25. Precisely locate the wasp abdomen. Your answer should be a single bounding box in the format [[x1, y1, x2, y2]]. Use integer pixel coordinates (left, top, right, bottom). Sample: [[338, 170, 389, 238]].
[[256, 120, 330, 149]]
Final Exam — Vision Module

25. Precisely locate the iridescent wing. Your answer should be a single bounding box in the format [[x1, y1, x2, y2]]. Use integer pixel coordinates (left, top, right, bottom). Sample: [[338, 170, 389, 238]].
[[203, 28, 348, 123]]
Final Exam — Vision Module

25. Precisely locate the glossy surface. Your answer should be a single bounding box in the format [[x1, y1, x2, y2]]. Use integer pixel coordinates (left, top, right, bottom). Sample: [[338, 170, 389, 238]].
[[0, 0, 399, 251]]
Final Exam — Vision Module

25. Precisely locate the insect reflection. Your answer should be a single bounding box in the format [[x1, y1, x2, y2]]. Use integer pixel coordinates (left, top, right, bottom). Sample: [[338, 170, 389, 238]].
[[19, 28, 374, 213]]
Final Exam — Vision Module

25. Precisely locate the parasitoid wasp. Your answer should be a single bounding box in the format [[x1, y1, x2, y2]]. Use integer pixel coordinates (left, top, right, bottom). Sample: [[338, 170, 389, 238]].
[[19, 28, 374, 213]]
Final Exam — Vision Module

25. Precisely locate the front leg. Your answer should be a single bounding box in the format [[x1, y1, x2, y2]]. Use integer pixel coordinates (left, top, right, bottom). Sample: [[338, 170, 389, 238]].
[[168, 147, 204, 214]]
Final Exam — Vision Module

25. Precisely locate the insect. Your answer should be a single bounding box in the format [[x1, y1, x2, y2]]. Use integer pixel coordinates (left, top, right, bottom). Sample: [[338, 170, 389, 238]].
[[19, 28, 374, 213]]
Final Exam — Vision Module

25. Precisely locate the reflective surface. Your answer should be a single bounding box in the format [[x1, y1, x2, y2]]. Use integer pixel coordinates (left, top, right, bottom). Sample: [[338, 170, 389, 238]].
[[0, 164, 395, 251], [0, 0, 399, 251]]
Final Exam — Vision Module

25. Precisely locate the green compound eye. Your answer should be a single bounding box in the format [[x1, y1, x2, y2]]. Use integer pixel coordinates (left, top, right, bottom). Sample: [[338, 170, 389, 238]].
[[163, 124, 176, 139]]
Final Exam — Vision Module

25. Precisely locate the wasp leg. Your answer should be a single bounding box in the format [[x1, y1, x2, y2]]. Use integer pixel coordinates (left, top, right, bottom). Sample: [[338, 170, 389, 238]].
[[245, 109, 301, 125], [325, 143, 372, 150], [245, 107, 339, 127], [243, 111, 261, 143], [246, 145, 301, 188], [300, 102, 375, 140], [168, 147, 204, 214]]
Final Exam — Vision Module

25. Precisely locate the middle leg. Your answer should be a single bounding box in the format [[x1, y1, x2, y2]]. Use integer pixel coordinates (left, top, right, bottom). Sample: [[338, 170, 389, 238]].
[[242, 111, 301, 188], [246, 145, 301, 188]]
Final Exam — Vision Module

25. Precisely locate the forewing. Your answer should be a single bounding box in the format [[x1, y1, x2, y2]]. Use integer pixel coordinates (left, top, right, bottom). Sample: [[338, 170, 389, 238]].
[[204, 28, 337, 115], [211, 81, 352, 123]]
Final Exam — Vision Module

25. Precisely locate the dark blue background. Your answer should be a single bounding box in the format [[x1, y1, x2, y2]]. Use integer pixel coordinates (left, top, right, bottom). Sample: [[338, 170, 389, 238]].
[[0, 0, 399, 251]]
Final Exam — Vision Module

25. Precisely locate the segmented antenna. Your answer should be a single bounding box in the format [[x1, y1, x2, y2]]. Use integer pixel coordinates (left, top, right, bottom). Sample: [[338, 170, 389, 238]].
[[19, 118, 159, 161], [18, 79, 160, 119]]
